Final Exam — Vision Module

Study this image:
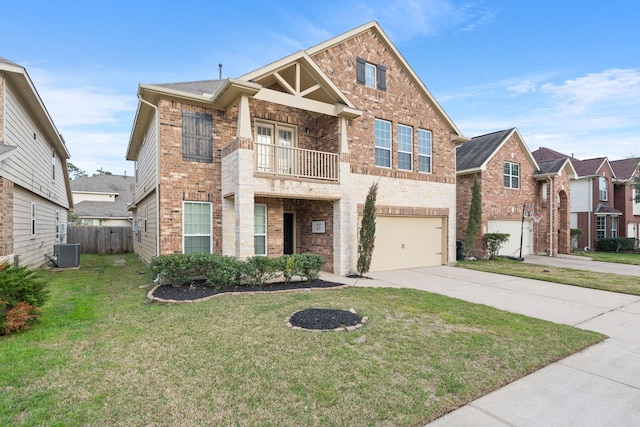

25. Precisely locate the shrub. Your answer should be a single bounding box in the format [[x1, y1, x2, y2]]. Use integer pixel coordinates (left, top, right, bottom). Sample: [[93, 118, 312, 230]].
[[242, 256, 278, 287], [204, 255, 242, 288], [294, 253, 325, 282], [150, 254, 193, 286], [597, 237, 637, 252], [278, 255, 296, 284], [570, 229, 584, 250], [0, 263, 48, 336], [485, 233, 510, 260]]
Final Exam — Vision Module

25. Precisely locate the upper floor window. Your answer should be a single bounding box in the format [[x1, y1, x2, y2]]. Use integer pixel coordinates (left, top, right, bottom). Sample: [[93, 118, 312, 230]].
[[397, 125, 413, 171], [374, 119, 391, 168], [599, 176, 608, 201], [418, 129, 432, 173], [504, 162, 520, 189], [255, 121, 296, 174], [635, 186, 640, 203], [182, 110, 213, 163], [356, 57, 386, 91]]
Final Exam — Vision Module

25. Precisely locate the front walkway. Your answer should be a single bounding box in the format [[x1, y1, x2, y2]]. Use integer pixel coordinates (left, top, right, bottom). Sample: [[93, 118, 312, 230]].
[[320, 263, 640, 426]]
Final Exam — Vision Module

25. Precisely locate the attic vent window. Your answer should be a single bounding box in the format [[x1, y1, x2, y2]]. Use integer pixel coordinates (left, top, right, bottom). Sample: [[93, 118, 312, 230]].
[[356, 57, 386, 91]]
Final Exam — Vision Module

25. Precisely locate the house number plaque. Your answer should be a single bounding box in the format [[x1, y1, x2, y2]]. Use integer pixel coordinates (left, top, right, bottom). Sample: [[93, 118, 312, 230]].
[[311, 221, 326, 234]]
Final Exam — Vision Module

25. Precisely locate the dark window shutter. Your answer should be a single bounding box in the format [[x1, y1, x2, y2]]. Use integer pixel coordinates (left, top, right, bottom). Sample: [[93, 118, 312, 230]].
[[182, 110, 213, 163], [356, 57, 365, 85], [377, 64, 386, 91]]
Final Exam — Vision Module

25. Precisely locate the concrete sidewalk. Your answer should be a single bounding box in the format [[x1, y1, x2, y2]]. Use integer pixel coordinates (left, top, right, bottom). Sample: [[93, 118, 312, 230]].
[[320, 264, 640, 426]]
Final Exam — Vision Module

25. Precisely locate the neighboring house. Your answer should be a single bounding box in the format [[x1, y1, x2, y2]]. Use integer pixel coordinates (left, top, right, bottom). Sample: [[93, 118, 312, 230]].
[[70, 174, 134, 226], [457, 129, 575, 258], [126, 21, 467, 274], [610, 157, 640, 244], [0, 57, 73, 267], [532, 147, 621, 250]]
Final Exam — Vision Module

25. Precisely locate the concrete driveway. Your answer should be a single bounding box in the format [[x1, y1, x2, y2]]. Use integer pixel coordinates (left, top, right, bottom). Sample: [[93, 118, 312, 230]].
[[321, 258, 640, 426]]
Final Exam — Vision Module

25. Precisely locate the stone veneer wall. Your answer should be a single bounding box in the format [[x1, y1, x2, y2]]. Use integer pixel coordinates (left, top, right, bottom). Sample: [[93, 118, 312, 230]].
[[0, 178, 14, 257]]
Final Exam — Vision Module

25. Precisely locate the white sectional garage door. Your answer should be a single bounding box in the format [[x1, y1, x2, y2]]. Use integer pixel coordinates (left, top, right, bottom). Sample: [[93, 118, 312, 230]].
[[487, 219, 532, 257], [369, 216, 445, 272]]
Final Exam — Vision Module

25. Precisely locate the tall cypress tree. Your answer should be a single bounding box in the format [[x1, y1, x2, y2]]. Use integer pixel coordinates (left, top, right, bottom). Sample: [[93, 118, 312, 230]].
[[463, 175, 482, 260], [357, 182, 378, 275]]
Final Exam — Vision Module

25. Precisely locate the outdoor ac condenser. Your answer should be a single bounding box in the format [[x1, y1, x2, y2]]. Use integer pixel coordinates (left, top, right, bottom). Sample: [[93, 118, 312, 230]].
[[53, 243, 80, 268]]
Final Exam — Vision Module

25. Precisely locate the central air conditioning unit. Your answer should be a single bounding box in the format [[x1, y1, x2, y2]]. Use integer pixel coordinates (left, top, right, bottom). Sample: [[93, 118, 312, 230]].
[[53, 243, 80, 268]]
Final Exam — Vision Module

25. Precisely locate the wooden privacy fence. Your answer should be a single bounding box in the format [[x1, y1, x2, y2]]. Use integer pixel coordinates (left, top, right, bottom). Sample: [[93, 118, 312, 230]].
[[67, 226, 133, 254]]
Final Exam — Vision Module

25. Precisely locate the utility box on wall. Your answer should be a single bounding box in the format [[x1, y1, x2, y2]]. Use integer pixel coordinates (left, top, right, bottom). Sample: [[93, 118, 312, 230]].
[[53, 243, 80, 268]]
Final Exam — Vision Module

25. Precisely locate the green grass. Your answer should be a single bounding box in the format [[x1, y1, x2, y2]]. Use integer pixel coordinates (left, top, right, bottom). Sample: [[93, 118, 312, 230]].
[[460, 257, 640, 295], [0, 254, 604, 426], [572, 250, 640, 265]]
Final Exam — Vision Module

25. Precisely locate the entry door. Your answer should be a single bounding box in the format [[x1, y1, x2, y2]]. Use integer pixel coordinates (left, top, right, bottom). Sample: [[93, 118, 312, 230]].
[[284, 213, 294, 255]]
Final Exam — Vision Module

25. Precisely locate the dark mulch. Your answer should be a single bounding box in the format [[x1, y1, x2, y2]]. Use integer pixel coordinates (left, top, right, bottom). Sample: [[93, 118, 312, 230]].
[[289, 308, 362, 330], [151, 279, 345, 301]]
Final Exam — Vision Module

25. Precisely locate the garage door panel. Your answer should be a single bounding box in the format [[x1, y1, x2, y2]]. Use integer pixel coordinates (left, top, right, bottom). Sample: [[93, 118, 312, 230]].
[[487, 220, 532, 257], [369, 216, 444, 272]]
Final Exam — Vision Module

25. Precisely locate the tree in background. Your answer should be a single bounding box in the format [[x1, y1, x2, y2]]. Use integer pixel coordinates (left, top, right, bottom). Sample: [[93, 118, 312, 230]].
[[67, 162, 87, 180], [94, 167, 112, 176], [463, 175, 482, 260], [357, 182, 378, 276]]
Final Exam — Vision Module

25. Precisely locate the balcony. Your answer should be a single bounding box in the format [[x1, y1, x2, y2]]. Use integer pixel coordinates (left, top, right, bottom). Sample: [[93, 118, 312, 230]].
[[254, 143, 339, 181]]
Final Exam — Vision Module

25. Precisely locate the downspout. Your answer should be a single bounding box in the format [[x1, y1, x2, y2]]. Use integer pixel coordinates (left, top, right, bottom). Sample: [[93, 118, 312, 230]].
[[549, 176, 554, 256], [138, 95, 161, 258]]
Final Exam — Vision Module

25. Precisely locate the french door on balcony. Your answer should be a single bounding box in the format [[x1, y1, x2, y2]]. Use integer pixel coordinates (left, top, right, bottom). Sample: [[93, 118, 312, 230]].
[[256, 122, 295, 174]]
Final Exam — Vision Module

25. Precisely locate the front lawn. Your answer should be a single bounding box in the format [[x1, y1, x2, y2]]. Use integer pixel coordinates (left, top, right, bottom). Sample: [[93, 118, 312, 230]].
[[460, 257, 640, 295], [0, 254, 604, 426], [573, 250, 640, 265]]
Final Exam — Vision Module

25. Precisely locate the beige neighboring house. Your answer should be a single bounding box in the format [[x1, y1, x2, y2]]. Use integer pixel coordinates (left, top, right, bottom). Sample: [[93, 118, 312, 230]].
[[0, 57, 73, 267], [126, 21, 467, 274], [70, 174, 134, 226]]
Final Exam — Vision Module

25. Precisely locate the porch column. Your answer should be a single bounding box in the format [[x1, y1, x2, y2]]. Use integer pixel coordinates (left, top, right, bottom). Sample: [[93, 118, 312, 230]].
[[333, 161, 354, 275], [237, 95, 252, 139], [235, 148, 255, 259]]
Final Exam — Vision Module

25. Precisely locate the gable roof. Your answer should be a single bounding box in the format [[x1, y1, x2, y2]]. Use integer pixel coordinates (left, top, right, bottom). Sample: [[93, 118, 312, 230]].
[[610, 157, 640, 181], [533, 158, 577, 180], [70, 174, 134, 219], [572, 157, 614, 178], [456, 128, 538, 174], [531, 146, 572, 162]]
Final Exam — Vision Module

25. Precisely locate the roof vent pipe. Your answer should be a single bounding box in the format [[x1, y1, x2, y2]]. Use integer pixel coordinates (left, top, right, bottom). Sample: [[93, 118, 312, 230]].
[[219, 63, 223, 80]]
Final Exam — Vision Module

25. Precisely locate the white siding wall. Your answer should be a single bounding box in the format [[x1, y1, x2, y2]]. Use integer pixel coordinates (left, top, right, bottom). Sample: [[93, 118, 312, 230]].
[[72, 192, 117, 203], [133, 191, 157, 265], [135, 114, 158, 202], [3, 82, 70, 209], [570, 179, 591, 212], [13, 185, 66, 268]]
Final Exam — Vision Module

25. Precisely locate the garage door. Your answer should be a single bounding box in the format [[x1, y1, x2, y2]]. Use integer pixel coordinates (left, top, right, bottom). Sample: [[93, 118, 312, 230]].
[[487, 220, 532, 257], [368, 216, 444, 272]]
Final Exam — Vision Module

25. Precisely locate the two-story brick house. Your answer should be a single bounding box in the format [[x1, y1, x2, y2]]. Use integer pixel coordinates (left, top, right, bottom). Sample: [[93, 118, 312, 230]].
[[532, 147, 622, 250], [611, 157, 640, 245], [457, 129, 575, 258], [0, 58, 73, 267], [125, 22, 467, 275]]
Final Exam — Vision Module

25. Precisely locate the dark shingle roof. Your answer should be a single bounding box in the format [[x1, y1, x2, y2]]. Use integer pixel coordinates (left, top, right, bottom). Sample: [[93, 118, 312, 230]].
[[71, 174, 134, 219], [531, 146, 571, 162], [610, 157, 640, 180], [0, 57, 20, 67], [595, 203, 622, 215], [535, 158, 568, 175], [572, 157, 608, 177], [456, 128, 515, 172], [153, 80, 225, 96]]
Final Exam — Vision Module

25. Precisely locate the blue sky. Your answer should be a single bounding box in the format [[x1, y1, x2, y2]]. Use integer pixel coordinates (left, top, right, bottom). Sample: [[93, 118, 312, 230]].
[[2, 0, 639, 177]]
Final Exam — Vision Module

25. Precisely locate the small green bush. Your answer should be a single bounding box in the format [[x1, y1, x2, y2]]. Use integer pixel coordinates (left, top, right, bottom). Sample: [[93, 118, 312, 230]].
[[294, 253, 325, 282], [485, 233, 510, 260], [278, 255, 296, 284], [0, 263, 48, 335], [204, 255, 242, 288], [597, 237, 637, 252], [242, 256, 278, 287], [150, 254, 194, 286]]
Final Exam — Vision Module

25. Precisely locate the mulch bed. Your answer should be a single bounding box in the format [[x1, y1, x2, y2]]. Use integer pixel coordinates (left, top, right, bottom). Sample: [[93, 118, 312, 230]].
[[287, 308, 364, 331], [150, 279, 347, 302]]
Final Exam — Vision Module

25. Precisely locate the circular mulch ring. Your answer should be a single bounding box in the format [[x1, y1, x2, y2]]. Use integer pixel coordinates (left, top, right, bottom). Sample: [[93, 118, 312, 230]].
[[286, 308, 367, 332], [147, 279, 350, 304]]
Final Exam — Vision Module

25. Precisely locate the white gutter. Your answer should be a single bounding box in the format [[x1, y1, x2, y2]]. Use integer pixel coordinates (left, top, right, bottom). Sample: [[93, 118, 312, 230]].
[[138, 95, 161, 258]]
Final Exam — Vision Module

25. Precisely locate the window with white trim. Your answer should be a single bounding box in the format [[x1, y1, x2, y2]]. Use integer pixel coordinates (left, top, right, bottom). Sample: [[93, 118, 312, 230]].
[[31, 203, 36, 236], [610, 216, 618, 238], [635, 186, 640, 203], [504, 162, 520, 189], [182, 110, 213, 163], [356, 57, 386, 90], [599, 176, 608, 201], [418, 129, 432, 173], [254, 204, 267, 256], [596, 216, 606, 240], [183, 202, 212, 254], [397, 124, 413, 171], [374, 119, 391, 168], [255, 121, 296, 174]]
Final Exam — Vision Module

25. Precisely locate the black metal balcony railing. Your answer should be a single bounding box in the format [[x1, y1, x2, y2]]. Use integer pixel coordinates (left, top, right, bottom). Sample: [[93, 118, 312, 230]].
[[254, 143, 339, 181]]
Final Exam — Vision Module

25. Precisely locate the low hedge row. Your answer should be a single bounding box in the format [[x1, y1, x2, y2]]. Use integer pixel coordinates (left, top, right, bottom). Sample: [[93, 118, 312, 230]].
[[150, 253, 325, 288], [0, 263, 48, 335], [596, 237, 638, 252]]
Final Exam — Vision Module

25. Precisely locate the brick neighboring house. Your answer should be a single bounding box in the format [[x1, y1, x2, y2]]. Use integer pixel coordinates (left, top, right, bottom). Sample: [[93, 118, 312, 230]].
[[532, 147, 621, 250], [611, 157, 640, 245], [457, 129, 575, 258], [70, 174, 134, 226], [125, 21, 467, 274], [0, 57, 73, 267]]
